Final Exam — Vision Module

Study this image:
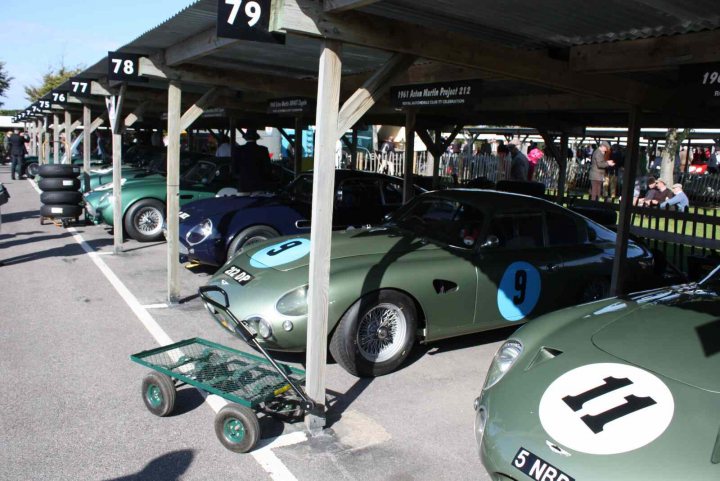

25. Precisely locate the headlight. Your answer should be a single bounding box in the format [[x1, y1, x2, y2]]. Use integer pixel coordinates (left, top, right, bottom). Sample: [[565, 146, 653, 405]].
[[255, 317, 272, 339], [483, 340, 523, 390], [95, 178, 126, 191], [186, 219, 213, 245], [275, 286, 308, 316]]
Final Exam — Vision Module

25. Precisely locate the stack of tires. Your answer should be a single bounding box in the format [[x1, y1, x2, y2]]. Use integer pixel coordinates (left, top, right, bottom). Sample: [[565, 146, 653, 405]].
[[38, 164, 83, 224]]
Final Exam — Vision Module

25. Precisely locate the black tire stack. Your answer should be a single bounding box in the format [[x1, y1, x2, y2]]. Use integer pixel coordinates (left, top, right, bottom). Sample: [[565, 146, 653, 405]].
[[38, 164, 83, 222]]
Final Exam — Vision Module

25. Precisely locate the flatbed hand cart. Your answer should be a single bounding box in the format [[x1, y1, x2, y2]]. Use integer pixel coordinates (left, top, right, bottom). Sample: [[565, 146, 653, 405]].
[[130, 286, 315, 453]]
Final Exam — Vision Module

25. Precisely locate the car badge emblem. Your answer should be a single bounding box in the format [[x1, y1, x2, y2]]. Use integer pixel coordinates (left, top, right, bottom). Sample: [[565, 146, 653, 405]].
[[221, 280, 229, 285], [545, 440, 571, 457]]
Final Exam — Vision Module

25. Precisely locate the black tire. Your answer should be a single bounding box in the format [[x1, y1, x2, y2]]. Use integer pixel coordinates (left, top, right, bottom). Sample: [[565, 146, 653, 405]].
[[38, 164, 79, 178], [330, 290, 417, 377], [214, 404, 260, 453], [226, 225, 280, 262], [40, 204, 83, 218], [580, 277, 611, 303], [141, 371, 176, 417], [124, 199, 166, 242], [41, 191, 84, 205], [38, 177, 81, 192], [25, 162, 40, 178]]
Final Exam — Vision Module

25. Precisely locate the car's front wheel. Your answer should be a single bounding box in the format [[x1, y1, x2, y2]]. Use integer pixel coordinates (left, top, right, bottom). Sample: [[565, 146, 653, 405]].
[[330, 290, 417, 377], [225, 225, 279, 262], [124, 199, 165, 242]]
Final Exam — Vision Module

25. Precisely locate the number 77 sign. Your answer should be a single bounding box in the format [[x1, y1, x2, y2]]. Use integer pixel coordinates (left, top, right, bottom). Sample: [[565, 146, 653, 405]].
[[216, 0, 284, 43]]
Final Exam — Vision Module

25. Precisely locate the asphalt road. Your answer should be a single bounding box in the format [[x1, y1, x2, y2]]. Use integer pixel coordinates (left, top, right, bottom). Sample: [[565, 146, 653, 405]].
[[0, 164, 508, 481]]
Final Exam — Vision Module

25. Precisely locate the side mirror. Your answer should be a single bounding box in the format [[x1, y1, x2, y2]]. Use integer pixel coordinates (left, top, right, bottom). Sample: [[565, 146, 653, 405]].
[[480, 235, 500, 249]]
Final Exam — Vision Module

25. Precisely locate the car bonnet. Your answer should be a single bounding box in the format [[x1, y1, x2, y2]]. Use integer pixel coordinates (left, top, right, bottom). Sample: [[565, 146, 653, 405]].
[[591, 286, 720, 393], [241, 226, 439, 272]]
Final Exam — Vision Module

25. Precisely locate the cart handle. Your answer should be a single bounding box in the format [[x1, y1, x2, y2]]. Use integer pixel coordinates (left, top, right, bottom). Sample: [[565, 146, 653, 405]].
[[199, 285, 257, 344]]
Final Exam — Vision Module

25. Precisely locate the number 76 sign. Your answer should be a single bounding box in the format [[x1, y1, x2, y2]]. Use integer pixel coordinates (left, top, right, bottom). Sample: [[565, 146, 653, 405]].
[[216, 0, 284, 43]]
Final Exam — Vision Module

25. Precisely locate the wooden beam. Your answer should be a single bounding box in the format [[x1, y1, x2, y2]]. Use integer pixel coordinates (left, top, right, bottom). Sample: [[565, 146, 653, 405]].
[[271, 0, 670, 107], [52, 114, 60, 164], [167, 81, 182, 304], [107, 84, 126, 255], [124, 102, 148, 129], [294, 116, 303, 175], [64, 111, 72, 163], [337, 53, 415, 135], [571, 29, 720, 73], [180, 87, 221, 131], [164, 27, 240, 66], [83, 105, 91, 185], [403, 110, 416, 203], [305, 39, 342, 435], [324, 0, 380, 12]]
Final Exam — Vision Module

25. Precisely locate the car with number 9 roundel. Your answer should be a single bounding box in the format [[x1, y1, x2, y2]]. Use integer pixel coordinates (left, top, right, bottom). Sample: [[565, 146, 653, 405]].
[[202, 189, 657, 377], [474, 266, 720, 481]]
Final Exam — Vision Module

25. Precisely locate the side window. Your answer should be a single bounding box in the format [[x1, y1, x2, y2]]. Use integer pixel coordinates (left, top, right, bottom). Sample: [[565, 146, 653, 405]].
[[546, 211, 583, 245], [395, 199, 484, 248], [381, 180, 404, 205], [337, 179, 381, 206], [488, 214, 544, 249]]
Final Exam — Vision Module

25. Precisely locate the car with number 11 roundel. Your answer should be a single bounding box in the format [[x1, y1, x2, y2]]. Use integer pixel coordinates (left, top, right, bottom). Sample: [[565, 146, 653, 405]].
[[474, 265, 720, 480], [202, 189, 656, 377]]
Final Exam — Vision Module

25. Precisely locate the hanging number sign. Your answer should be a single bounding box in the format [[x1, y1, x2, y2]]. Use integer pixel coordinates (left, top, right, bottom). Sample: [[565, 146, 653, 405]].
[[680, 62, 720, 100], [216, 0, 284, 43], [51, 90, 68, 105], [107, 52, 148, 82], [69, 78, 93, 98], [38, 100, 51, 110]]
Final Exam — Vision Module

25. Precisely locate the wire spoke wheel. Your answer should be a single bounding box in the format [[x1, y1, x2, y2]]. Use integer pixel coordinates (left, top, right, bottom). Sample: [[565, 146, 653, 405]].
[[356, 303, 407, 363], [135, 207, 163, 235]]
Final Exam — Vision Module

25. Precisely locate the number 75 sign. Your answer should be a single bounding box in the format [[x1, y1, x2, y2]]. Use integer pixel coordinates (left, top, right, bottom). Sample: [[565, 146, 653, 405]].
[[216, 0, 284, 43]]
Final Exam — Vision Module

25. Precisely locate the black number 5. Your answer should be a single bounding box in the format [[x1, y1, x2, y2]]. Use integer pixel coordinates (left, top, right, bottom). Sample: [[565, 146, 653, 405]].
[[513, 269, 527, 305], [267, 240, 302, 257]]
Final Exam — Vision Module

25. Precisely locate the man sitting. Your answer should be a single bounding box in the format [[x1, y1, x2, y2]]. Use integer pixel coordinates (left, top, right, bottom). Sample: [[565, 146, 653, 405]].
[[660, 183, 690, 211], [636, 176, 658, 206]]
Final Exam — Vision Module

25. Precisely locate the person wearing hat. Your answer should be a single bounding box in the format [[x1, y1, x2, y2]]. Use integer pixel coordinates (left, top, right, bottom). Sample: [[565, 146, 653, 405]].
[[645, 178, 673, 207], [232, 128, 272, 192], [589, 140, 614, 200], [660, 183, 689, 211]]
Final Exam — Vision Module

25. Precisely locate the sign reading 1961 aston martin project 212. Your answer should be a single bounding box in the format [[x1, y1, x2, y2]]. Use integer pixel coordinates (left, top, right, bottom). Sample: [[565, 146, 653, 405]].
[[390, 80, 481, 109]]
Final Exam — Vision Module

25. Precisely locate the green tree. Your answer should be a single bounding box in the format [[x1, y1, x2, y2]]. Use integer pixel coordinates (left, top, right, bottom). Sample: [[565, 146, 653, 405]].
[[24, 63, 83, 102], [0, 61, 13, 107], [659, 128, 691, 185]]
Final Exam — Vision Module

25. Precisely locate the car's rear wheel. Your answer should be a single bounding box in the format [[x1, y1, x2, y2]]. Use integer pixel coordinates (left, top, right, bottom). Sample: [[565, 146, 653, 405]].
[[124, 199, 165, 242], [330, 290, 417, 377], [226, 225, 279, 262], [580, 277, 610, 303]]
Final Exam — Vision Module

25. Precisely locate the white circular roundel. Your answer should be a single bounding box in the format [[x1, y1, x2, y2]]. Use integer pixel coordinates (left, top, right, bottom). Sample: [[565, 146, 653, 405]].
[[538, 363, 674, 455]]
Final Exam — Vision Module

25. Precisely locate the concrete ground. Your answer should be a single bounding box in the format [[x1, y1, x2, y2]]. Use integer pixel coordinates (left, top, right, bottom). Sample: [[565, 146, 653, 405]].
[[0, 164, 509, 481]]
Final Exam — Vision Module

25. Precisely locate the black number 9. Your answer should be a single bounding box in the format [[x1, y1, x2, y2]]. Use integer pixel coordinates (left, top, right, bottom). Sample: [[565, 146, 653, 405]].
[[267, 240, 302, 257], [513, 269, 527, 305]]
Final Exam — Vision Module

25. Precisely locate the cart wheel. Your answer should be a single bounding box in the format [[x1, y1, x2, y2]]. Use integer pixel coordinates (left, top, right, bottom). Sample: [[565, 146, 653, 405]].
[[214, 404, 260, 453], [141, 371, 176, 417]]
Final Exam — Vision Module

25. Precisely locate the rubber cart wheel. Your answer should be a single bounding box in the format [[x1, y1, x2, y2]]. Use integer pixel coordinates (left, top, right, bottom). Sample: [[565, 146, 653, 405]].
[[38, 164, 78, 178], [330, 290, 417, 377], [40, 204, 83, 219], [214, 404, 260, 453], [226, 225, 279, 262], [124, 199, 165, 242], [141, 371, 176, 417], [41, 191, 83, 205], [38, 177, 81, 191]]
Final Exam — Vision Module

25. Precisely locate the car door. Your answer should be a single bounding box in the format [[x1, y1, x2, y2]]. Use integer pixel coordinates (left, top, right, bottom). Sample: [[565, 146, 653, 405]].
[[333, 177, 384, 227], [473, 210, 564, 329]]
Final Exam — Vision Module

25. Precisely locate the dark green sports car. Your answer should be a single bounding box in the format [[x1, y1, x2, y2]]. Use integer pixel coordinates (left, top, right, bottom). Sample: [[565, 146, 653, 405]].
[[474, 266, 720, 481], [202, 189, 657, 377]]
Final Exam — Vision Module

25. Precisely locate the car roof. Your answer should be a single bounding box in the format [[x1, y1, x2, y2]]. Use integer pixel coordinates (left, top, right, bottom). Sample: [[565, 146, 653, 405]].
[[421, 188, 560, 212]]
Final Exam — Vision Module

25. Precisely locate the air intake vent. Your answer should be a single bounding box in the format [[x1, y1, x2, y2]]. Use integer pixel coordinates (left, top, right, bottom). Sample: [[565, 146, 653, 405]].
[[525, 346, 563, 371]]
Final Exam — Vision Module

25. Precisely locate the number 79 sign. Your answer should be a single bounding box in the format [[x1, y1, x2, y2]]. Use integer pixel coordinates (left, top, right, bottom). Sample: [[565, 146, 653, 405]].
[[216, 0, 284, 43]]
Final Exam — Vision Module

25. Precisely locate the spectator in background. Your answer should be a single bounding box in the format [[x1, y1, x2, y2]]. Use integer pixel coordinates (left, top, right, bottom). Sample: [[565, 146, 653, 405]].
[[232, 129, 271, 192], [380, 136, 395, 154], [496, 143, 509, 181], [708, 147, 719, 174], [216, 135, 231, 157], [508, 143, 529, 182], [661, 183, 689, 211], [605, 143, 624, 198], [650, 179, 673, 206], [527, 147, 543, 181], [8, 129, 27, 180], [679, 147, 689, 173], [636, 176, 658, 206], [589, 141, 614, 200]]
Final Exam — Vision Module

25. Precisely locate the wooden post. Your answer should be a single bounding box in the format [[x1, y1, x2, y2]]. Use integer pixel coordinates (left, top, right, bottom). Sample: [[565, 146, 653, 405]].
[[29, 121, 36, 156], [53, 114, 60, 164], [83, 106, 91, 176], [403, 110, 416, 203], [107, 84, 126, 255], [350, 126, 358, 170], [64, 111, 72, 163], [432, 128, 441, 189], [43, 117, 51, 165], [167, 81, 182, 304], [557, 133, 569, 201], [229, 117, 237, 161], [610, 107, 641, 296], [294, 116, 303, 175], [305, 39, 342, 435]]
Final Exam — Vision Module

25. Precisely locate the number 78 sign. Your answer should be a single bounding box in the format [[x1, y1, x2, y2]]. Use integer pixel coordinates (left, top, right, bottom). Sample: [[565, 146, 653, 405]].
[[216, 0, 284, 43]]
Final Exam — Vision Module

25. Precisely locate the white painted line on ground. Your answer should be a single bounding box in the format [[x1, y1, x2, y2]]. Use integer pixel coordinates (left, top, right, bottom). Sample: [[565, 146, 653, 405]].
[[142, 303, 169, 309], [61, 220, 304, 480], [28, 178, 41, 194]]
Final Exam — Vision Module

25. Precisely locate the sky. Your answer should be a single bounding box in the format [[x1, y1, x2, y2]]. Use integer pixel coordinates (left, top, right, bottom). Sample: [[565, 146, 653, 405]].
[[0, 0, 197, 110]]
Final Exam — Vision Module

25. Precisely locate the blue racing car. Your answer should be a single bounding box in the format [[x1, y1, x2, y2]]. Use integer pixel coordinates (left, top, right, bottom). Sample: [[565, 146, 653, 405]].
[[176, 170, 425, 266]]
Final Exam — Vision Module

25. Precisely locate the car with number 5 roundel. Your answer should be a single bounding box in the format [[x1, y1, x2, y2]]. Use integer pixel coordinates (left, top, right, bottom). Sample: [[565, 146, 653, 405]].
[[474, 266, 720, 481], [202, 189, 656, 377]]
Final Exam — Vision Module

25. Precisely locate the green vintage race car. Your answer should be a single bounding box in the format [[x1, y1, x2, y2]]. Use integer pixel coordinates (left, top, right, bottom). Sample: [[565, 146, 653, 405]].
[[202, 189, 657, 377], [84, 155, 232, 241], [474, 266, 720, 481]]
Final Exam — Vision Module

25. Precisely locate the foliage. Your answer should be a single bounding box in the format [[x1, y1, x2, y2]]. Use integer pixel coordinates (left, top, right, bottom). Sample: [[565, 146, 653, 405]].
[[0, 61, 13, 107], [24, 63, 83, 102]]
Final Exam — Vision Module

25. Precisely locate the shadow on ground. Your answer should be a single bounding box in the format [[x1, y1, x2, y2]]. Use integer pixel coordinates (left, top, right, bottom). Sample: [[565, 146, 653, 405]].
[[103, 449, 194, 481]]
